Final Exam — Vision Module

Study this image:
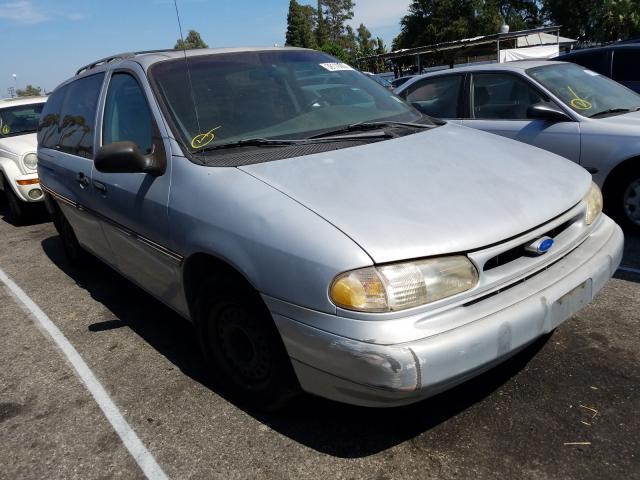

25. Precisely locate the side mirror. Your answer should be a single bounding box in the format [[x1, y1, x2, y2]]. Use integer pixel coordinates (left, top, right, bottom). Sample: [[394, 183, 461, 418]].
[[95, 141, 165, 176], [527, 102, 572, 122]]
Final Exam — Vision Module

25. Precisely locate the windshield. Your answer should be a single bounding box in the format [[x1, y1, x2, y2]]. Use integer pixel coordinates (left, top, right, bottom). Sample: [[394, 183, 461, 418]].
[[527, 63, 640, 117], [149, 50, 420, 154], [0, 102, 45, 138]]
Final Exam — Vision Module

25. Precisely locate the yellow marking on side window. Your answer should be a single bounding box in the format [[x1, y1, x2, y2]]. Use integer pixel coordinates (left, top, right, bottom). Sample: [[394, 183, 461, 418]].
[[1, 124, 9, 135], [567, 86, 592, 110], [191, 126, 222, 149]]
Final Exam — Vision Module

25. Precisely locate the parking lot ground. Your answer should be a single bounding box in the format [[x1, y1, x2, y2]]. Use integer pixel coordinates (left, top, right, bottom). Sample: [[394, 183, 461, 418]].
[[0, 205, 639, 480]]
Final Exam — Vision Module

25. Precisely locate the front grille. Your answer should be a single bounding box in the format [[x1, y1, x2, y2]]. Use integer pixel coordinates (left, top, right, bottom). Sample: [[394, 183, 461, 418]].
[[483, 218, 575, 272]]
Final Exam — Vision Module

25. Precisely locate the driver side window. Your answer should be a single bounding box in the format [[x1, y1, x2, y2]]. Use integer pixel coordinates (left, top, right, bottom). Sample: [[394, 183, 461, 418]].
[[103, 73, 153, 154]]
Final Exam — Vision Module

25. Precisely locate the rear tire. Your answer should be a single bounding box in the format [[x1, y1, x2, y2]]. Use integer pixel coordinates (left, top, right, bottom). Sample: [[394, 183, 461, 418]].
[[53, 208, 88, 264], [195, 279, 299, 411]]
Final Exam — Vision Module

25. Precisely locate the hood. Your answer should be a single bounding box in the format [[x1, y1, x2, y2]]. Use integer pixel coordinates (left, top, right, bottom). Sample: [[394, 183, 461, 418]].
[[240, 123, 591, 264], [0, 133, 37, 157]]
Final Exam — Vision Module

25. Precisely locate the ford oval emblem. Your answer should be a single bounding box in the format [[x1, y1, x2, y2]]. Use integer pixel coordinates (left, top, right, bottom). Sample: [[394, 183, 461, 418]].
[[525, 236, 554, 255]]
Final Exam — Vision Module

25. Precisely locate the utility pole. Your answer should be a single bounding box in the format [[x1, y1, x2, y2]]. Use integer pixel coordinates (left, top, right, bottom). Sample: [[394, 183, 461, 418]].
[[12, 74, 17, 96]]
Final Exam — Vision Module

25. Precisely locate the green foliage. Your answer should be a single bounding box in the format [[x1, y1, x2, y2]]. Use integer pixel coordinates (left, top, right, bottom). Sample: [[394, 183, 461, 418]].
[[544, 0, 640, 44], [319, 42, 351, 62], [174, 30, 208, 50], [321, 0, 355, 43], [16, 85, 42, 97], [315, 0, 329, 46], [286, 0, 317, 48]]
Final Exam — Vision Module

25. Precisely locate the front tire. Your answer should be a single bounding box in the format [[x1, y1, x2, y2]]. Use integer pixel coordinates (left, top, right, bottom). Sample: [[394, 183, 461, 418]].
[[5, 186, 27, 224], [53, 209, 87, 264], [605, 169, 640, 233], [196, 280, 299, 410]]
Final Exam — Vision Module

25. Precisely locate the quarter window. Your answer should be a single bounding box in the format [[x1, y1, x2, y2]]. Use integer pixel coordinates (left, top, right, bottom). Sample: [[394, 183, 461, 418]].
[[404, 75, 463, 118], [472, 73, 544, 120], [612, 50, 640, 82], [103, 73, 153, 154], [57, 73, 105, 158]]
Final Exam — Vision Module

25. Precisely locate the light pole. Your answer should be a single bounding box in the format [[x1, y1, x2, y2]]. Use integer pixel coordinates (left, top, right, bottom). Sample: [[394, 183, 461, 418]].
[[12, 74, 17, 97]]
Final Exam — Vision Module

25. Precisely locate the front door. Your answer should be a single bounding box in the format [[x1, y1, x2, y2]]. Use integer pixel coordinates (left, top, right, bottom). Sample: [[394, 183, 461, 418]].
[[90, 69, 177, 304], [462, 72, 581, 164]]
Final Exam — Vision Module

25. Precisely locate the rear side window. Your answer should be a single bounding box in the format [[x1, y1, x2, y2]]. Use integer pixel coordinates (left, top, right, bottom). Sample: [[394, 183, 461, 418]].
[[103, 73, 153, 154], [612, 49, 640, 81], [57, 73, 105, 158], [38, 86, 67, 149], [403, 75, 463, 118], [563, 51, 610, 76]]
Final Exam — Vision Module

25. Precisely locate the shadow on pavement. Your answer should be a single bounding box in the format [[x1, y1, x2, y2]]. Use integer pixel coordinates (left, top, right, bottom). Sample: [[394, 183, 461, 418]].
[[41, 233, 548, 458], [0, 201, 50, 227]]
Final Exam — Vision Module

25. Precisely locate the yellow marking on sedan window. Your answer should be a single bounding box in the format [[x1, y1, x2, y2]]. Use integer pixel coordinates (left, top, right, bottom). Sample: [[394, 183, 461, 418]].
[[191, 126, 221, 149], [567, 86, 592, 110], [1, 124, 9, 135]]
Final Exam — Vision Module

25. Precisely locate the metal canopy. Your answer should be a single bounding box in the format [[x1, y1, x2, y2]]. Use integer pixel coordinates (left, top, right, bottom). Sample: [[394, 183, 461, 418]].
[[357, 26, 563, 62]]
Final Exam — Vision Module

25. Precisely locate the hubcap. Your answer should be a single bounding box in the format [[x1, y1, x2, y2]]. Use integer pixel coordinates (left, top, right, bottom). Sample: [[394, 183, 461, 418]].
[[216, 305, 271, 385], [623, 178, 640, 226]]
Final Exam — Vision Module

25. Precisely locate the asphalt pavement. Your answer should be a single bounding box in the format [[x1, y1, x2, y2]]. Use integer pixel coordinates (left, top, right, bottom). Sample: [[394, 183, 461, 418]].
[[1, 203, 638, 480]]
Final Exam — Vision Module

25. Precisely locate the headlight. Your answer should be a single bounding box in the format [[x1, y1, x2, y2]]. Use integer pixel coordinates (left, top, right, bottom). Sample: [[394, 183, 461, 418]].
[[584, 182, 603, 225], [23, 153, 38, 171], [330, 256, 479, 312]]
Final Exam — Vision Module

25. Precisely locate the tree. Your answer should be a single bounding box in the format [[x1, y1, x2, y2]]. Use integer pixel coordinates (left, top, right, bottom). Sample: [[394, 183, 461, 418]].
[[356, 23, 375, 54], [174, 30, 208, 50], [315, 0, 329, 46], [321, 0, 355, 43], [286, 0, 317, 48], [16, 85, 42, 97], [544, 0, 640, 44]]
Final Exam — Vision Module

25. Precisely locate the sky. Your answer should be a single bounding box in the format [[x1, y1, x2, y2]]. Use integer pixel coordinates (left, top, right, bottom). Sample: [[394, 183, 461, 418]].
[[0, 0, 411, 97]]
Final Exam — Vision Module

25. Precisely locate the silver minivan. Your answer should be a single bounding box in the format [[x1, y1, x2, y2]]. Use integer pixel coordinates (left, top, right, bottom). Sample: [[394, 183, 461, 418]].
[[38, 48, 623, 409]]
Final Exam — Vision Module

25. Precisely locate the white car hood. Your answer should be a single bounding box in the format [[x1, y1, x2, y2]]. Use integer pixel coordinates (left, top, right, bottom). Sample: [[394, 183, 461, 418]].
[[0, 132, 37, 157], [241, 123, 591, 264]]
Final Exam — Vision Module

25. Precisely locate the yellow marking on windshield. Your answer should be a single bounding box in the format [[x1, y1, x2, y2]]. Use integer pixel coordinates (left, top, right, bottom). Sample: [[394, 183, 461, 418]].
[[191, 126, 222, 149], [567, 86, 592, 110], [1, 125, 9, 135]]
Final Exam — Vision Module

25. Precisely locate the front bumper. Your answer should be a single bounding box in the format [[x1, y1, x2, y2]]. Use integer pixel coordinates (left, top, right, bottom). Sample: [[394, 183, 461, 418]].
[[14, 172, 43, 202], [269, 215, 623, 407]]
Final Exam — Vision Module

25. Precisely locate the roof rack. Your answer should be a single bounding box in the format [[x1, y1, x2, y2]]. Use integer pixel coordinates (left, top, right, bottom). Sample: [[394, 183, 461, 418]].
[[75, 49, 175, 76]]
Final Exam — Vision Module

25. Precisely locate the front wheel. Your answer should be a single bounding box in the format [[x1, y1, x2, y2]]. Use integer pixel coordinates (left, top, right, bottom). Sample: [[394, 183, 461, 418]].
[[5, 186, 27, 224], [53, 209, 88, 264], [606, 171, 640, 233], [196, 281, 299, 410]]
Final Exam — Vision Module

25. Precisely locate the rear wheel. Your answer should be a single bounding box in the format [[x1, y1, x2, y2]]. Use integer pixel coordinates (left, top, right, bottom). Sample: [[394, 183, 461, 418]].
[[53, 208, 87, 264], [196, 279, 299, 410]]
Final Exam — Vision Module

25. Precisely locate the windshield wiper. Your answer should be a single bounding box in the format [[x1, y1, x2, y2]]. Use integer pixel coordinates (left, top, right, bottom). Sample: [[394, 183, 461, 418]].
[[194, 137, 304, 153], [590, 108, 633, 118], [308, 121, 434, 139]]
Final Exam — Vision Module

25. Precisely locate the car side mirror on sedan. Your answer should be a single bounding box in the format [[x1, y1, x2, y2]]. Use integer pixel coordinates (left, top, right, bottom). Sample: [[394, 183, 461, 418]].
[[527, 102, 572, 122], [95, 141, 166, 176]]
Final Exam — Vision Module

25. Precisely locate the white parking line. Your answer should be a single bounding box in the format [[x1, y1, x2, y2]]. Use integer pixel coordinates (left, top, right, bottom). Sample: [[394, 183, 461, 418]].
[[0, 267, 169, 480], [618, 265, 640, 275]]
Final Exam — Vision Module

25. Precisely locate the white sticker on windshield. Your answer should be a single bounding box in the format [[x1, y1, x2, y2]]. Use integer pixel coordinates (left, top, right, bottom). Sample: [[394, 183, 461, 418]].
[[320, 62, 354, 72], [584, 70, 600, 76]]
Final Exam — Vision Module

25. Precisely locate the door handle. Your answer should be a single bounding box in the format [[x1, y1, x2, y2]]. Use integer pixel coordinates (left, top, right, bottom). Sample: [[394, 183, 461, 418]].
[[93, 180, 107, 194], [76, 172, 90, 188]]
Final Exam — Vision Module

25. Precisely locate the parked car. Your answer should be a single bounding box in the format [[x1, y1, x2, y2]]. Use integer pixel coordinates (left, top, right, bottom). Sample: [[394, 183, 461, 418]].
[[0, 96, 47, 222], [391, 75, 415, 88], [363, 72, 394, 90], [395, 61, 640, 231], [38, 48, 622, 409], [557, 43, 640, 93]]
